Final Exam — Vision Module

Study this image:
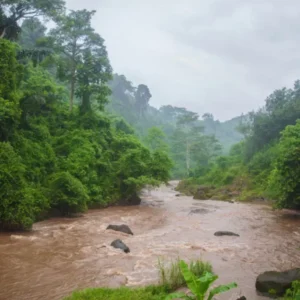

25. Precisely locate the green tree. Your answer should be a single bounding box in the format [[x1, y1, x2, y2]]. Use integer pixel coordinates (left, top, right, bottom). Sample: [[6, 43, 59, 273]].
[[135, 84, 152, 117], [0, 39, 22, 141], [172, 111, 203, 176], [19, 17, 46, 48], [144, 127, 169, 152], [50, 9, 110, 112], [268, 120, 300, 209], [76, 47, 112, 114], [0, 142, 48, 230], [0, 0, 65, 40]]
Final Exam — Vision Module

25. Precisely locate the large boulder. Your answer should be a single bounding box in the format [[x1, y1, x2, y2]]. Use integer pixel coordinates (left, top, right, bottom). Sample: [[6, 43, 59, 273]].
[[193, 185, 215, 200], [255, 268, 300, 296], [111, 239, 130, 253], [107, 224, 133, 235], [189, 208, 210, 214], [193, 190, 208, 200], [118, 192, 141, 206], [214, 231, 239, 237]]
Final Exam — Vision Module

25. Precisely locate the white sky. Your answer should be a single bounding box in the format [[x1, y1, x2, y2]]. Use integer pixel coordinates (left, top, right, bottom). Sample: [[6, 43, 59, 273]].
[[65, 0, 300, 121]]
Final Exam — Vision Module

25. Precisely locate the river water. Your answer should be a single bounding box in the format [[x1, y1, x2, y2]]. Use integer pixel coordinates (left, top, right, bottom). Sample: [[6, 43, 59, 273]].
[[1, 182, 300, 300]]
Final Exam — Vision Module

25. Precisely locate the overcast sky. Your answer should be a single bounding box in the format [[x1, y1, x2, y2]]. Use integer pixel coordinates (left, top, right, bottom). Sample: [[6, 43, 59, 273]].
[[66, 0, 299, 121]]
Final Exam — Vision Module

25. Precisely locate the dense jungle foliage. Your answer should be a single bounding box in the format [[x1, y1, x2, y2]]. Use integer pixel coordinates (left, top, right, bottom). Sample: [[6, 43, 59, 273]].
[[1, 0, 299, 232], [178, 83, 300, 209], [0, 1, 173, 230], [107, 74, 245, 178]]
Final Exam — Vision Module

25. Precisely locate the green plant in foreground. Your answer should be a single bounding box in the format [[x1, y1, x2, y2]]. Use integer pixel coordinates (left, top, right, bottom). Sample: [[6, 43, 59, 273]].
[[282, 281, 300, 300], [166, 260, 237, 300], [158, 258, 212, 290]]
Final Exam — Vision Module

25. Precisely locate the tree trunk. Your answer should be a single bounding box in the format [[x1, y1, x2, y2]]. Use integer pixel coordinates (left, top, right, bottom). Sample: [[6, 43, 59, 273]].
[[186, 139, 190, 176], [69, 67, 76, 112], [0, 28, 6, 39]]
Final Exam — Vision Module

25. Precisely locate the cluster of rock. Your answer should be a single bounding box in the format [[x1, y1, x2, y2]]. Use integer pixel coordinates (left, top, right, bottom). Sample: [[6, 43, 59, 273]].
[[193, 185, 239, 201], [106, 224, 133, 253]]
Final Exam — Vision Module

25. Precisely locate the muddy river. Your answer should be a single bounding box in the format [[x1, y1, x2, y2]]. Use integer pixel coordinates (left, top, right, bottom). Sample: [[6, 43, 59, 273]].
[[1, 182, 300, 300]]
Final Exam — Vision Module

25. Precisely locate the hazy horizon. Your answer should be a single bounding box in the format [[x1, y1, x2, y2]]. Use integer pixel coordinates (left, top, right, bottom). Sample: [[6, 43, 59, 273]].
[[65, 0, 300, 121]]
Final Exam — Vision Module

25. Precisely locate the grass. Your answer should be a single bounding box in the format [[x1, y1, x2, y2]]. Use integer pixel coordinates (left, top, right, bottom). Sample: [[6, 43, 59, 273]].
[[63, 285, 170, 300], [158, 257, 212, 290]]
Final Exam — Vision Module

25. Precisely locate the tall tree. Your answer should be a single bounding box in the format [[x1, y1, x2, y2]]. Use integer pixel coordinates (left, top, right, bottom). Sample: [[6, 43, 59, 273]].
[[19, 17, 46, 48], [50, 9, 110, 112], [76, 47, 112, 114], [0, 0, 65, 40], [0, 39, 21, 141], [144, 127, 169, 153], [172, 111, 203, 176], [135, 84, 151, 117]]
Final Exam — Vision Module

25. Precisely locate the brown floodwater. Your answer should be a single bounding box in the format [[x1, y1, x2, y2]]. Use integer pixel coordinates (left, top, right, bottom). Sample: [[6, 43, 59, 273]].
[[1, 181, 300, 300]]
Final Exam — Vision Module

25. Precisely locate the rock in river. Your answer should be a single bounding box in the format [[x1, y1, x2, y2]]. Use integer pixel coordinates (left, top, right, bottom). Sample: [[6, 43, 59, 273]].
[[107, 224, 133, 235], [189, 208, 210, 214], [193, 185, 215, 200], [111, 239, 130, 253], [214, 231, 240, 237], [255, 268, 300, 296], [118, 192, 141, 206]]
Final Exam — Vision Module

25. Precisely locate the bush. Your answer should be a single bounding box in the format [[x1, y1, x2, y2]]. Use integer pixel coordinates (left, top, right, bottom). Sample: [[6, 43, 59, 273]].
[[0, 38, 174, 231], [269, 121, 300, 208], [0, 142, 48, 230], [282, 280, 300, 299], [48, 171, 89, 215], [158, 258, 212, 290]]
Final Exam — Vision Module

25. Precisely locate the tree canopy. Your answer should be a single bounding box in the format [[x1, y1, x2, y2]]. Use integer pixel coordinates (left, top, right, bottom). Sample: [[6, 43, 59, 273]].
[[0, 5, 173, 231]]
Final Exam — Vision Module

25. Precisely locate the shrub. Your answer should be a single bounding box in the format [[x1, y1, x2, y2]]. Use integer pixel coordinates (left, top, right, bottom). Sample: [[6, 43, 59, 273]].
[[0, 142, 48, 230], [48, 171, 89, 215], [282, 280, 300, 299], [158, 258, 212, 290], [166, 260, 237, 300], [269, 121, 300, 208]]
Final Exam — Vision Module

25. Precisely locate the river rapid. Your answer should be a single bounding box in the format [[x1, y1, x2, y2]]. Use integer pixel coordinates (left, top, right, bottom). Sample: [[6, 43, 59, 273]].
[[1, 181, 300, 300]]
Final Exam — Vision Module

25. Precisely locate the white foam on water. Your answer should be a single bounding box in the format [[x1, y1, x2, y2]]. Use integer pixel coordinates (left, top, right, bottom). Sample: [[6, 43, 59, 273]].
[[10, 235, 38, 242]]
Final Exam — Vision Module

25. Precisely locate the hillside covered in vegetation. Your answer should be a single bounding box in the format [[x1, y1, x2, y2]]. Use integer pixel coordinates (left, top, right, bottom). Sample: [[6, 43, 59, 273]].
[[0, 1, 173, 230], [107, 74, 244, 178], [177, 83, 300, 209]]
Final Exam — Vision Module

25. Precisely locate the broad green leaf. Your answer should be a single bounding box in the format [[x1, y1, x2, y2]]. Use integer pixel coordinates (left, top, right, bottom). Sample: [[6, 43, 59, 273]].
[[179, 260, 200, 296], [207, 282, 237, 300], [196, 272, 218, 296]]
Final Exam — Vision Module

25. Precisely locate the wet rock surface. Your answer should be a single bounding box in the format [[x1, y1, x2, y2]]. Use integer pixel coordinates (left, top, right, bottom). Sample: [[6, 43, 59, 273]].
[[111, 239, 130, 253], [214, 231, 240, 237], [193, 185, 215, 200], [255, 268, 300, 296], [107, 224, 133, 235], [118, 192, 141, 206], [189, 208, 210, 214]]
